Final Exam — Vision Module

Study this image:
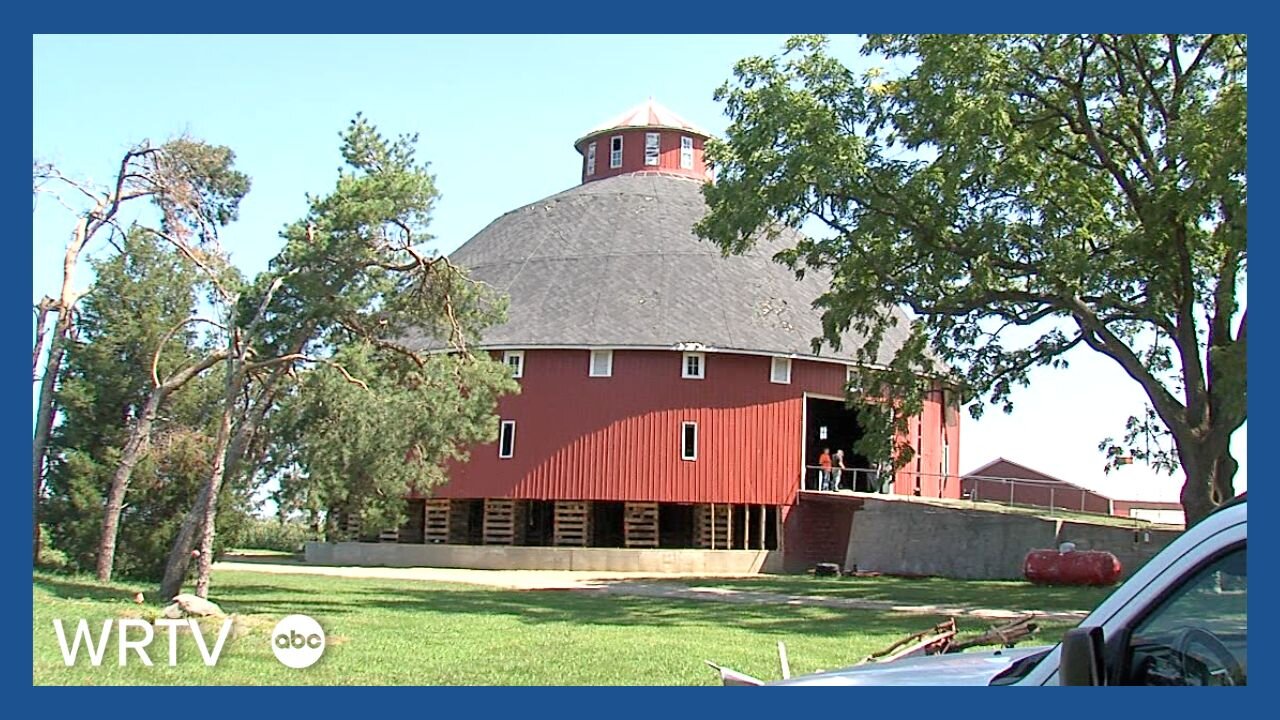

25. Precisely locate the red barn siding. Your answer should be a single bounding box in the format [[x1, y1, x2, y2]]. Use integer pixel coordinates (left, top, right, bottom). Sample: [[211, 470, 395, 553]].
[[432, 349, 957, 507], [577, 129, 707, 184]]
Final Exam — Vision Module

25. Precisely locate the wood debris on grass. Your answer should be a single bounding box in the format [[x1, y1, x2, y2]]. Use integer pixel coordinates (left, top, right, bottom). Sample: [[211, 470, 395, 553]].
[[706, 614, 1041, 685]]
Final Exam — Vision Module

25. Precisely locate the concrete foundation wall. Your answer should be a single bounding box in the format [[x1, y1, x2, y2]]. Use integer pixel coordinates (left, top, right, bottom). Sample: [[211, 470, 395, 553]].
[[305, 542, 783, 574], [844, 498, 1180, 580]]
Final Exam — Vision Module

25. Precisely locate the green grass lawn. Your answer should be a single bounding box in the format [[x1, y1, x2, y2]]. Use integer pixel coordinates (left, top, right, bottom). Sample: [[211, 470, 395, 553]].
[[33, 569, 1078, 686], [671, 574, 1115, 614]]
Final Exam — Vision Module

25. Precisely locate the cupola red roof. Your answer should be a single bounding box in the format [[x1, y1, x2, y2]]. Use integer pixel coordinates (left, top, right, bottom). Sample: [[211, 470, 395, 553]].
[[574, 98, 712, 147]]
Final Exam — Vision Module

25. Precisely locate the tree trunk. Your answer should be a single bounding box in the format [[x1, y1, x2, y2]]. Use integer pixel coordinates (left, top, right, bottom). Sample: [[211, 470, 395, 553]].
[[95, 390, 163, 582], [32, 333, 68, 564], [193, 386, 237, 598], [159, 480, 210, 600], [157, 359, 266, 600], [97, 351, 227, 582], [33, 298, 56, 380], [1178, 467, 1214, 528], [1211, 447, 1239, 508], [34, 218, 92, 564], [1177, 435, 1240, 528]]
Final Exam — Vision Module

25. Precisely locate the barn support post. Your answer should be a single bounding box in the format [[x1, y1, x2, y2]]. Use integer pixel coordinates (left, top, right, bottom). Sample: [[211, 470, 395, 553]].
[[776, 505, 785, 554]]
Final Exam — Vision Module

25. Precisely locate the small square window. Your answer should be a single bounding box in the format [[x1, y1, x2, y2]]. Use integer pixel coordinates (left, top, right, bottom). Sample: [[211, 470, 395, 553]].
[[645, 132, 661, 166], [586, 142, 597, 176], [680, 136, 694, 169], [770, 356, 792, 384], [504, 350, 524, 379], [610, 135, 623, 169], [498, 420, 516, 459], [590, 349, 613, 377], [681, 421, 698, 461], [682, 351, 705, 379]]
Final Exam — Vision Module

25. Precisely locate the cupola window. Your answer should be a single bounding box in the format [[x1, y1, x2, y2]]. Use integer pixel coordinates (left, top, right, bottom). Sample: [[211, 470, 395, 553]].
[[680, 136, 694, 169], [610, 136, 623, 169], [586, 142, 597, 176], [645, 132, 661, 166]]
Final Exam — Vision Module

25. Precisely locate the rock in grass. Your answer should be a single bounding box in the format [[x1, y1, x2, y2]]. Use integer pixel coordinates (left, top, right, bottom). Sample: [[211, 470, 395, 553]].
[[163, 593, 226, 618]]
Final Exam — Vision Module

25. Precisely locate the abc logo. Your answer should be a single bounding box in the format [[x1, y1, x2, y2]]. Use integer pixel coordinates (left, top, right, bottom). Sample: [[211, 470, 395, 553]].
[[271, 614, 325, 669]]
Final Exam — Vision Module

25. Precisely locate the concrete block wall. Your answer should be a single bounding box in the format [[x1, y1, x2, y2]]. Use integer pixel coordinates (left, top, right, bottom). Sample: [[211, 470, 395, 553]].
[[844, 498, 1179, 580]]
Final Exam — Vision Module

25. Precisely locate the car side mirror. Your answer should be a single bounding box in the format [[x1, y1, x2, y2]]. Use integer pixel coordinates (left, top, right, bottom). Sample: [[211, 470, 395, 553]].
[[1060, 626, 1106, 685]]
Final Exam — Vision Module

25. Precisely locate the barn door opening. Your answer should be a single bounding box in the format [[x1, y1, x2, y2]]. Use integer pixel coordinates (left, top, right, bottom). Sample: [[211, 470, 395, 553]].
[[803, 397, 869, 491]]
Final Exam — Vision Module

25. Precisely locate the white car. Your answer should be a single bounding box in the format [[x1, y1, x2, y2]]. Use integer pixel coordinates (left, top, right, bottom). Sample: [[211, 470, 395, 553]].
[[773, 495, 1247, 686]]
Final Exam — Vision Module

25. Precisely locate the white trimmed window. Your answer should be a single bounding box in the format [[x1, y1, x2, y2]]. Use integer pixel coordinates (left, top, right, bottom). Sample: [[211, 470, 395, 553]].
[[682, 351, 705, 379], [681, 421, 698, 461], [645, 132, 661, 166], [498, 420, 516, 459], [680, 136, 694, 169], [609, 135, 623, 168], [770, 356, 792, 384], [586, 142, 597, 176], [589, 349, 613, 377], [846, 365, 856, 387], [503, 350, 524, 379]]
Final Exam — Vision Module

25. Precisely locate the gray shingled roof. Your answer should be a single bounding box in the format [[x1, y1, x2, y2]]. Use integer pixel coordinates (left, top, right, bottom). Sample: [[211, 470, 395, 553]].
[[412, 172, 913, 364]]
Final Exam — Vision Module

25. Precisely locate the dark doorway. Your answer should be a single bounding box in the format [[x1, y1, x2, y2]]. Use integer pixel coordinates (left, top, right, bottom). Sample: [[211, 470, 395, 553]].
[[591, 501, 625, 547], [804, 397, 869, 491], [659, 504, 697, 548], [398, 499, 425, 543], [524, 501, 555, 546], [764, 506, 779, 550], [457, 500, 485, 544]]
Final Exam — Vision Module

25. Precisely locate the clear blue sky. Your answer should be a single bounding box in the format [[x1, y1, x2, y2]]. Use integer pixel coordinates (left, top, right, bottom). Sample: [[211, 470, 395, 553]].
[[32, 34, 1245, 503]]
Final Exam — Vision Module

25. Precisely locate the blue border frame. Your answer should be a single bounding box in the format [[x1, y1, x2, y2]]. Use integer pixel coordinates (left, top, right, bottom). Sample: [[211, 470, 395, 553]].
[[17, 7, 1270, 712]]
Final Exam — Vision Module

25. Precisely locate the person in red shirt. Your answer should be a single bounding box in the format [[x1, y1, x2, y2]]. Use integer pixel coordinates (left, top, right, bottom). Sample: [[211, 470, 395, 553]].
[[818, 448, 833, 491]]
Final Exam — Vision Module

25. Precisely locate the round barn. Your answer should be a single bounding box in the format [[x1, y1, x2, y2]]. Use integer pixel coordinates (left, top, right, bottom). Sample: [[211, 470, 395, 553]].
[[335, 101, 962, 573]]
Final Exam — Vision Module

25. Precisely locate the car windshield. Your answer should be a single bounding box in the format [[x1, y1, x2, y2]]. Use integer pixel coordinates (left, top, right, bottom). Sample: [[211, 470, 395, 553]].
[[988, 648, 1053, 686]]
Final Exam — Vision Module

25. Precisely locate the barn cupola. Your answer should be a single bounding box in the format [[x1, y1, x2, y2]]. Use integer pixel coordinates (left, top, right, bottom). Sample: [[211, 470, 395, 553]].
[[573, 98, 713, 184]]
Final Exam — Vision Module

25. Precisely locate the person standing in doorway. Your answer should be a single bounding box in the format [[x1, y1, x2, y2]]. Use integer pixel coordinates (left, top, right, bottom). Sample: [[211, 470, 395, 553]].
[[832, 449, 846, 491], [818, 448, 833, 491]]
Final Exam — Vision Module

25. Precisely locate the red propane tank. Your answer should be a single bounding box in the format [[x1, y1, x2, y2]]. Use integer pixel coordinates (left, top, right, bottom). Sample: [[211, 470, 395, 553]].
[[1023, 549, 1122, 586]]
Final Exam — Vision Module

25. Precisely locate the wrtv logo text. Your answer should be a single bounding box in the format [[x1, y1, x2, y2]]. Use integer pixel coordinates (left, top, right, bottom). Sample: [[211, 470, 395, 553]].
[[52, 618, 233, 667]]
